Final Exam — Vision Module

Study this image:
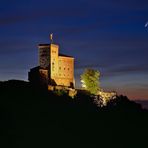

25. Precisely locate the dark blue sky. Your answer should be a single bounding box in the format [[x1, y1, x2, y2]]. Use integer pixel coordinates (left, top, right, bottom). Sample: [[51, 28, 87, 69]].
[[0, 0, 148, 100]]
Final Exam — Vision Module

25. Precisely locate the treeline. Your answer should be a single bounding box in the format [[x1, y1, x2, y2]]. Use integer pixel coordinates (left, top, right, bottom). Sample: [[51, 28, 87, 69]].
[[0, 80, 148, 148]]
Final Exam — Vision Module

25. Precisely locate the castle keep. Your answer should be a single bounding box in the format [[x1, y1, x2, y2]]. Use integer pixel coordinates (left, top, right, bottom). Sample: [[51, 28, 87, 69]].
[[28, 36, 116, 101], [28, 39, 75, 89]]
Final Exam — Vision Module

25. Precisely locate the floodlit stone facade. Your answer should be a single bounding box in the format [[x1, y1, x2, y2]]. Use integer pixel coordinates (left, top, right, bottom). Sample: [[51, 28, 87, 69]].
[[29, 43, 75, 88]]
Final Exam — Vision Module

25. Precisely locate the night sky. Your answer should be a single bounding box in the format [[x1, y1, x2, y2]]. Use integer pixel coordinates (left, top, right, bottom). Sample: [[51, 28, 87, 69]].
[[0, 0, 148, 100]]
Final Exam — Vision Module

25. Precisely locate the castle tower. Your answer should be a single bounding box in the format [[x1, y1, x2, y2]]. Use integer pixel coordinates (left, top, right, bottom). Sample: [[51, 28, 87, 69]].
[[39, 44, 59, 85], [29, 36, 75, 88], [39, 44, 50, 69], [50, 44, 59, 78]]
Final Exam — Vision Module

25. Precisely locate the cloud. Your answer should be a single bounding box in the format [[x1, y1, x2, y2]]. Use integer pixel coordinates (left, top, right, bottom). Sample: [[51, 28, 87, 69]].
[[102, 64, 148, 78], [1, 0, 147, 28], [0, 13, 40, 25], [0, 5, 88, 26], [113, 65, 148, 73], [0, 40, 35, 54], [75, 59, 148, 78]]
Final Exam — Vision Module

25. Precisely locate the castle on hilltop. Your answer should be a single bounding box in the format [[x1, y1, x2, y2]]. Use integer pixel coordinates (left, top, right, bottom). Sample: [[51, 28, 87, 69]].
[[28, 36, 75, 89], [28, 35, 116, 102]]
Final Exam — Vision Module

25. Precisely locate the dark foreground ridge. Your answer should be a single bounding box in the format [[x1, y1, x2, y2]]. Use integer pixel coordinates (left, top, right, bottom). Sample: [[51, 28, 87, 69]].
[[0, 80, 148, 148]]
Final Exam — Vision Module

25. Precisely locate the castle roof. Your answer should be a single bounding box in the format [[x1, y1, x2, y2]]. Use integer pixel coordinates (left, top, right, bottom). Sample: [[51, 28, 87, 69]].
[[38, 44, 50, 46], [59, 53, 74, 58], [38, 44, 59, 49]]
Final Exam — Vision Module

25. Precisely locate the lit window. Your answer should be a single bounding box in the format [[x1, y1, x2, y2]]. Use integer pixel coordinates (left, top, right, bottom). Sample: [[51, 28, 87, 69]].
[[52, 63, 54, 70]]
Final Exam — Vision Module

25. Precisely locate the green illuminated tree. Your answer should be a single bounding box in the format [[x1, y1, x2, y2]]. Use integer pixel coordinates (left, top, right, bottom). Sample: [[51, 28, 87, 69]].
[[80, 69, 100, 95]]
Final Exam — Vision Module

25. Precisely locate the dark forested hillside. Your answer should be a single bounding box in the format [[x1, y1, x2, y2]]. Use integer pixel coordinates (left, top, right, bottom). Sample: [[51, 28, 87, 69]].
[[0, 80, 148, 148]]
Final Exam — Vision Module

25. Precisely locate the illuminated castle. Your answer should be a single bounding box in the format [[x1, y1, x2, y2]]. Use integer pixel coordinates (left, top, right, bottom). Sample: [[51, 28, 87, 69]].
[[28, 36, 75, 89]]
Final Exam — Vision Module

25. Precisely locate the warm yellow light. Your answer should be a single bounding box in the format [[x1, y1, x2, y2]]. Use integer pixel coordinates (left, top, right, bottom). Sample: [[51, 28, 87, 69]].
[[97, 90, 116, 106], [81, 79, 86, 88]]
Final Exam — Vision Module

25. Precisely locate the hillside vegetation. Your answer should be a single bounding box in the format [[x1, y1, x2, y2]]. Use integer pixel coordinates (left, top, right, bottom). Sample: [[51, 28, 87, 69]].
[[0, 80, 148, 148]]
